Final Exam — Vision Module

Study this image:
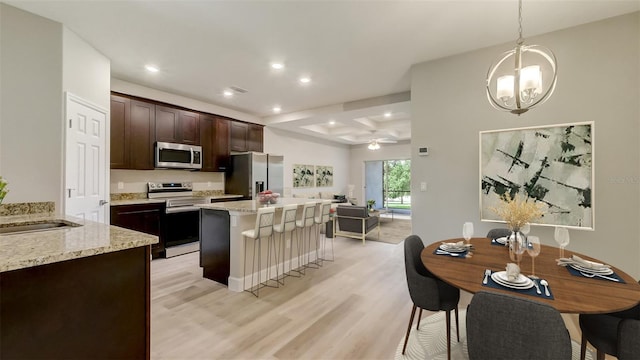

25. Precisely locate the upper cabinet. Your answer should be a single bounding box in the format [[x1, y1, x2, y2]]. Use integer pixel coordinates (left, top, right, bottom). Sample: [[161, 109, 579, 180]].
[[230, 121, 263, 152], [200, 115, 230, 172], [155, 106, 200, 145], [110, 94, 155, 170]]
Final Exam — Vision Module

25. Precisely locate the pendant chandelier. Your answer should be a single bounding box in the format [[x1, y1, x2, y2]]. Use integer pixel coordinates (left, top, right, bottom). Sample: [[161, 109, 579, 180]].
[[486, 0, 557, 115], [368, 140, 380, 150]]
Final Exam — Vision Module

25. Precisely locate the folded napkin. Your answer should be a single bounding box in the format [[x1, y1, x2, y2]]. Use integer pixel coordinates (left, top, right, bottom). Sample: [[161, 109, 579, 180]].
[[440, 241, 469, 251], [557, 255, 610, 269], [495, 236, 508, 245], [505, 263, 520, 281]]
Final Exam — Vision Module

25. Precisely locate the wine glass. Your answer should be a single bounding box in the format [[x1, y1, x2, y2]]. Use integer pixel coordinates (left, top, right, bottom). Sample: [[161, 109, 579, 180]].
[[554, 227, 570, 258], [462, 222, 474, 245], [526, 236, 541, 278]]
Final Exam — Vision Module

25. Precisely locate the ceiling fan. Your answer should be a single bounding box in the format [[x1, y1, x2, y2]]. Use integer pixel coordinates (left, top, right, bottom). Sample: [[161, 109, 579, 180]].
[[367, 131, 397, 150]]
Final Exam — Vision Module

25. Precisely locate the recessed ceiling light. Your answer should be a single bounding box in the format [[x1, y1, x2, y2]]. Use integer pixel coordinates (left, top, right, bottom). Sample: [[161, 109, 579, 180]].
[[223, 90, 234, 98], [271, 63, 284, 70], [299, 77, 311, 84], [329, 120, 336, 125], [384, 112, 392, 118], [273, 106, 281, 113], [145, 64, 159, 73]]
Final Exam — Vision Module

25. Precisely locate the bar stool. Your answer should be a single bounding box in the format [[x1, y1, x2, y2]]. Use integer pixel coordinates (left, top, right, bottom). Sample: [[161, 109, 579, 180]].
[[296, 201, 317, 272], [242, 206, 277, 297], [315, 200, 334, 263], [273, 204, 300, 283]]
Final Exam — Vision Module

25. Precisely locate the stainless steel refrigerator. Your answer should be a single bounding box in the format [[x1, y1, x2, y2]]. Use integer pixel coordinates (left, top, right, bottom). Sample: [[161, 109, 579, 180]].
[[225, 152, 284, 200]]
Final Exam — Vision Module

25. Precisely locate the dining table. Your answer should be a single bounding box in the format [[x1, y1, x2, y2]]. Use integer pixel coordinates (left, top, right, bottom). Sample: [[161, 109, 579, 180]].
[[421, 237, 640, 314]]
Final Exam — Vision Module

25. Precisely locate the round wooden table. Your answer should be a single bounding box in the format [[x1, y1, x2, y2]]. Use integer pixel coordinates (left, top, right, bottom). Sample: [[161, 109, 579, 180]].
[[421, 237, 640, 314]]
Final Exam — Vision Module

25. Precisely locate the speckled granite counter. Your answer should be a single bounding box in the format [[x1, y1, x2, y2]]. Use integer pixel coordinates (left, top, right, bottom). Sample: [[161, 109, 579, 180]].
[[198, 197, 324, 214], [0, 213, 158, 273]]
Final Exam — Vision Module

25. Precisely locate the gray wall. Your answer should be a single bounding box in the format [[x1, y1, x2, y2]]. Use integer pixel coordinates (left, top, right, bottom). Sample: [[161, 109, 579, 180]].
[[410, 12, 640, 278]]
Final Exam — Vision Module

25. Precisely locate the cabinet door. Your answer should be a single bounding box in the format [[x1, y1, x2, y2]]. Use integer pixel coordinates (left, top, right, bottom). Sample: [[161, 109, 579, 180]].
[[179, 110, 200, 145], [199, 114, 215, 171], [110, 95, 130, 169], [230, 121, 248, 152], [155, 105, 180, 143], [247, 124, 264, 152], [214, 118, 230, 171], [129, 100, 155, 170], [110, 203, 164, 258]]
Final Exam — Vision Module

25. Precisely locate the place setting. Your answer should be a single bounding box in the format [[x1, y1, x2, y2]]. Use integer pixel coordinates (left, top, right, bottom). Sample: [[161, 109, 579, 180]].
[[481, 262, 554, 299], [557, 254, 625, 283], [433, 222, 474, 258]]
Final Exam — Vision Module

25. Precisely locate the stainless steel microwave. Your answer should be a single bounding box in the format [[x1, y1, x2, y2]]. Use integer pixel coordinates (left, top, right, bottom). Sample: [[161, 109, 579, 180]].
[[155, 142, 202, 170]]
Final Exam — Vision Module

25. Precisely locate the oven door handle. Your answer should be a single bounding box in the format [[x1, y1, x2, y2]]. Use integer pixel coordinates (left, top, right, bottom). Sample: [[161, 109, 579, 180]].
[[166, 206, 200, 214]]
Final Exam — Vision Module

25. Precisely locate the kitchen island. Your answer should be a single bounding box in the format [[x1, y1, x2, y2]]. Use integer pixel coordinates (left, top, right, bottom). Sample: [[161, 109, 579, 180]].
[[0, 212, 157, 359], [198, 198, 324, 292]]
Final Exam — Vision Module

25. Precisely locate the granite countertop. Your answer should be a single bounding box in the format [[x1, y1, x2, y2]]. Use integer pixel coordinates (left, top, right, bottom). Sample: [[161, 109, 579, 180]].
[[110, 194, 243, 206], [0, 213, 158, 273], [198, 197, 326, 213]]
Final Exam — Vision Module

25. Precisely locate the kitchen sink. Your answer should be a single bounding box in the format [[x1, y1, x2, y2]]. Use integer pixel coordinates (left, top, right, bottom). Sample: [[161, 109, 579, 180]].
[[0, 220, 82, 235]]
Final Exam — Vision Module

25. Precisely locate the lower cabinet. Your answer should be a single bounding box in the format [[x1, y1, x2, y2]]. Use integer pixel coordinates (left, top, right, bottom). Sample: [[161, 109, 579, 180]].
[[111, 203, 165, 258]]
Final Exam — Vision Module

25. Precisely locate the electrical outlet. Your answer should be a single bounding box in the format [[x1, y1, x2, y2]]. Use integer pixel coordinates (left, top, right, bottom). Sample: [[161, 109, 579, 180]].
[[420, 182, 427, 191], [117, 182, 124, 190]]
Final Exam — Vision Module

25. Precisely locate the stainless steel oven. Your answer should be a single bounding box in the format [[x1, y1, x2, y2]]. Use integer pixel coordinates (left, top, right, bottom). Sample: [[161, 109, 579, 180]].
[[148, 182, 207, 257]]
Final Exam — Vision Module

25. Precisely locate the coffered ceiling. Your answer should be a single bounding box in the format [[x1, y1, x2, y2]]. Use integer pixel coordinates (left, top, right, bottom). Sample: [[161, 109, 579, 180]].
[[6, 1, 639, 145]]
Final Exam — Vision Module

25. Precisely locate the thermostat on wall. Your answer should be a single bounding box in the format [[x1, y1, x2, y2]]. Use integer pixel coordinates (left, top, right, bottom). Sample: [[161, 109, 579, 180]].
[[418, 147, 429, 156]]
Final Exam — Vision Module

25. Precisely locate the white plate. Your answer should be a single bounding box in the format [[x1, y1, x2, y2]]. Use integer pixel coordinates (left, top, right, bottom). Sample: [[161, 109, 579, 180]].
[[491, 272, 534, 289], [569, 263, 614, 275], [439, 244, 466, 253], [494, 237, 507, 245], [494, 271, 529, 284]]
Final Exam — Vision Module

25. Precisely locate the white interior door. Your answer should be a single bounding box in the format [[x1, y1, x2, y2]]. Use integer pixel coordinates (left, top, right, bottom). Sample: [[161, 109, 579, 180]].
[[65, 93, 109, 223]]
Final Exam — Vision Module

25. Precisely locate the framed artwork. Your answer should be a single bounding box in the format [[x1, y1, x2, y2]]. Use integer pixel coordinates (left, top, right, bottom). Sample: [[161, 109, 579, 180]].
[[293, 164, 315, 188], [480, 122, 594, 230], [316, 165, 334, 187]]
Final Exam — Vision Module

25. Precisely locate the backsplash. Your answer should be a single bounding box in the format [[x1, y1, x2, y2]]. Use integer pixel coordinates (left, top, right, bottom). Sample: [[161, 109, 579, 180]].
[[0, 202, 55, 216], [110, 169, 225, 194]]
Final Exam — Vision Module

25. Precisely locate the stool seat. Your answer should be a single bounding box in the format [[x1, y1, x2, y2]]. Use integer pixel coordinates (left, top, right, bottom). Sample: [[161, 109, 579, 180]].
[[242, 229, 257, 238]]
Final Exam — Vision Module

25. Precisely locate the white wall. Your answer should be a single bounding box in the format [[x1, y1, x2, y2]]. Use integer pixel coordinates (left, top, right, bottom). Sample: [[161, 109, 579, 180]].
[[348, 141, 411, 205], [0, 4, 63, 208], [264, 127, 350, 197], [111, 78, 261, 124], [410, 12, 640, 277]]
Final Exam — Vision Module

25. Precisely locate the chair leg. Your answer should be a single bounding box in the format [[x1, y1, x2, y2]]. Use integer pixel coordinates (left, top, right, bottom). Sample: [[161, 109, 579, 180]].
[[446, 310, 451, 360], [416, 308, 423, 330], [402, 304, 417, 355], [596, 350, 605, 360], [454, 307, 460, 342], [580, 332, 587, 360]]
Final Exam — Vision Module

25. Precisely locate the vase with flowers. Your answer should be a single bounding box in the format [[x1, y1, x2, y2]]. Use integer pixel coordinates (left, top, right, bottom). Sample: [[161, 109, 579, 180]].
[[491, 193, 544, 265]]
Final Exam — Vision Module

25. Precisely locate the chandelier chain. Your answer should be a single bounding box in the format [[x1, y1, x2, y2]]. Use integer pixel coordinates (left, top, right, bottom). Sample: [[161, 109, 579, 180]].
[[517, 0, 524, 45]]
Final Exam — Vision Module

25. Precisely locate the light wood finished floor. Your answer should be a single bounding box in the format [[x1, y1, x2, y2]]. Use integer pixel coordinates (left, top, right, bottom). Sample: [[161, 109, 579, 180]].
[[151, 236, 600, 359]]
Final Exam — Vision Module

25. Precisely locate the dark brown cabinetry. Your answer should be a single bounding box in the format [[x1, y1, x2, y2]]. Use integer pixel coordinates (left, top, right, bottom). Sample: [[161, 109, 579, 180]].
[[230, 122, 264, 152], [200, 114, 230, 172], [155, 106, 200, 145], [111, 203, 165, 258], [110, 94, 155, 170], [0, 246, 150, 359]]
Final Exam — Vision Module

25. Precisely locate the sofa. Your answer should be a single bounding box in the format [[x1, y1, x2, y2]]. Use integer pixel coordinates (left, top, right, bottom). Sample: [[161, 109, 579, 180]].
[[334, 205, 380, 244], [292, 191, 349, 203]]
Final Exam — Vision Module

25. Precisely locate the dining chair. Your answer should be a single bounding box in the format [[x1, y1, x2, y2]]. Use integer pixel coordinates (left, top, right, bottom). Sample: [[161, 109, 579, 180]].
[[579, 281, 640, 360], [486, 228, 512, 240], [466, 291, 572, 360], [402, 235, 460, 360]]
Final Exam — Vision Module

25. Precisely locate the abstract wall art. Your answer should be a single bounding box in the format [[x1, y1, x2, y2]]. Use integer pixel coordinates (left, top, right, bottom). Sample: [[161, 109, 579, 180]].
[[293, 164, 315, 188], [480, 122, 594, 230], [315, 165, 334, 187]]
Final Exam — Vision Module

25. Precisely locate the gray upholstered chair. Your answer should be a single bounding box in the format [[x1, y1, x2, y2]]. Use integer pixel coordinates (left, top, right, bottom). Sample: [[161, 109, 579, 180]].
[[579, 281, 640, 360], [334, 205, 379, 244], [402, 235, 460, 360], [486, 228, 512, 240], [466, 291, 572, 360]]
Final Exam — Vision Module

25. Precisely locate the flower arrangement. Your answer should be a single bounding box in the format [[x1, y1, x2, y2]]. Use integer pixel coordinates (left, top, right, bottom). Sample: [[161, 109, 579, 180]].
[[367, 199, 376, 211], [490, 193, 543, 231], [0, 176, 8, 204]]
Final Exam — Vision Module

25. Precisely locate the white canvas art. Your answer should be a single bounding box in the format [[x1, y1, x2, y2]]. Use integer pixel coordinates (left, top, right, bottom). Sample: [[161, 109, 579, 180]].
[[480, 122, 594, 230], [315, 166, 333, 187], [293, 164, 314, 188]]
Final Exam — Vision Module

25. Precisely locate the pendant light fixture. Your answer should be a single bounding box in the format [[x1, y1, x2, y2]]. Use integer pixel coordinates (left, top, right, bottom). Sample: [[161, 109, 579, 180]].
[[486, 0, 557, 115], [368, 140, 380, 150]]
